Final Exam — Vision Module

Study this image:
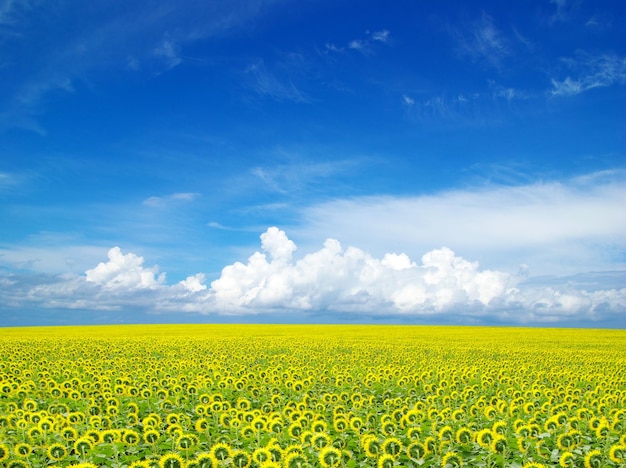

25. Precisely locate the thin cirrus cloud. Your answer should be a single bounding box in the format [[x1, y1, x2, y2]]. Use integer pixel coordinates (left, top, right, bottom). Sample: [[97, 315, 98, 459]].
[[245, 59, 309, 103], [0, 0, 283, 131], [551, 52, 626, 96], [451, 13, 510, 68], [3, 226, 624, 325], [142, 192, 201, 208]]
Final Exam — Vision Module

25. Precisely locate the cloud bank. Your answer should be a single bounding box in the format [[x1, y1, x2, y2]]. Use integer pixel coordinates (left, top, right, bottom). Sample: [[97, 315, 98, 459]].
[[2, 227, 624, 326]]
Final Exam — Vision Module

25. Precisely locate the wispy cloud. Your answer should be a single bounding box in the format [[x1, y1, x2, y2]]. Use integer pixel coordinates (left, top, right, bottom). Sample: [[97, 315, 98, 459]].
[[551, 52, 626, 96], [323, 29, 391, 57], [452, 13, 509, 68], [245, 59, 309, 103], [548, 0, 579, 23], [0, 0, 284, 132], [251, 158, 358, 195], [142, 192, 200, 208], [153, 38, 182, 71]]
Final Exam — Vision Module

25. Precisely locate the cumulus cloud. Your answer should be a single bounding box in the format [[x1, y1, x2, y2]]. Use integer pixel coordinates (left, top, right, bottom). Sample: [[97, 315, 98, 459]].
[[85, 247, 165, 290], [3, 226, 624, 325]]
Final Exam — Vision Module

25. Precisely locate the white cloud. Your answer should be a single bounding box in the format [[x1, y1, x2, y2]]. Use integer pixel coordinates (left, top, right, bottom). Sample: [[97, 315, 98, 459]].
[[85, 247, 165, 290], [551, 52, 626, 96], [3, 224, 624, 325], [332, 30, 391, 56], [245, 59, 308, 103], [295, 170, 626, 276], [371, 30, 390, 43], [453, 13, 509, 68], [153, 38, 182, 70], [143, 192, 200, 207], [178, 273, 207, 293]]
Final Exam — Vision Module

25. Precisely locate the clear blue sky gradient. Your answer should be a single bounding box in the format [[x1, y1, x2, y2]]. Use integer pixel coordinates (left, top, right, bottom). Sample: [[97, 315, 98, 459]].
[[1, 0, 625, 326]]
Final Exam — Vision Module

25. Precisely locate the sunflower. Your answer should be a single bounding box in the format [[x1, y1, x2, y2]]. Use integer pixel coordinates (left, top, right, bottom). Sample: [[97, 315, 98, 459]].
[[490, 435, 506, 454], [128, 462, 152, 468], [521, 463, 547, 468], [46, 442, 67, 462], [259, 462, 281, 468], [73, 437, 94, 455], [159, 453, 185, 468], [424, 436, 436, 454], [231, 450, 252, 468], [311, 432, 331, 449], [609, 444, 626, 464], [407, 441, 426, 460], [475, 428, 493, 448], [319, 446, 342, 468], [455, 427, 472, 445], [382, 437, 402, 457], [0, 443, 9, 462], [6, 461, 30, 468], [438, 426, 453, 442], [61, 426, 78, 440], [14, 442, 32, 457], [101, 429, 121, 443], [559, 451, 575, 467], [492, 421, 506, 436], [556, 432, 577, 450], [363, 437, 381, 458], [194, 453, 217, 468], [267, 444, 283, 463], [583, 449, 603, 468], [176, 433, 199, 451], [378, 453, 395, 468], [284, 452, 309, 468], [333, 418, 348, 432], [123, 429, 141, 446], [441, 452, 462, 468], [253, 448, 272, 464], [211, 442, 232, 462]]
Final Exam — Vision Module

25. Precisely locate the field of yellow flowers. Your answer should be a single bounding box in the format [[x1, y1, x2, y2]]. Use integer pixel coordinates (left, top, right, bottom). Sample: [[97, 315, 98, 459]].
[[0, 324, 625, 468]]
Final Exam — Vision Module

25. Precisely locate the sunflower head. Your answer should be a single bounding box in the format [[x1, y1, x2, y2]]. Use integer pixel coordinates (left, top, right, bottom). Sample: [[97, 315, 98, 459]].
[[14, 442, 32, 458], [319, 446, 342, 468], [490, 435, 506, 453], [284, 452, 309, 468], [74, 437, 94, 454], [559, 451, 575, 468], [583, 450, 603, 468], [609, 444, 626, 464], [455, 427, 472, 445], [232, 450, 252, 468], [211, 442, 232, 461], [364, 437, 381, 458], [382, 437, 402, 457], [159, 453, 185, 468], [405, 441, 423, 460], [46, 442, 67, 461], [0, 443, 9, 462], [194, 453, 217, 468], [441, 451, 462, 468]]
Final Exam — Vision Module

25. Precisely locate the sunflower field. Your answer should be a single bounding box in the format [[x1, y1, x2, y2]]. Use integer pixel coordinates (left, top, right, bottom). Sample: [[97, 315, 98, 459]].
[[0, 324, 625, 468]]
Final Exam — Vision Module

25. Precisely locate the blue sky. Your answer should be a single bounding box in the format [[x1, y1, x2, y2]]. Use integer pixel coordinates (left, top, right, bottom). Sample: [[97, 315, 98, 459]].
[[1, 0, 625, 327]]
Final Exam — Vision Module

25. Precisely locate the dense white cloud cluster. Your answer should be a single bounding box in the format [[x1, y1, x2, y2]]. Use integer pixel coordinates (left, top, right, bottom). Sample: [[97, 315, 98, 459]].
[[85, 247, 165, 290], [208, 228, 514, 314], [3, 226, 623, 325]]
